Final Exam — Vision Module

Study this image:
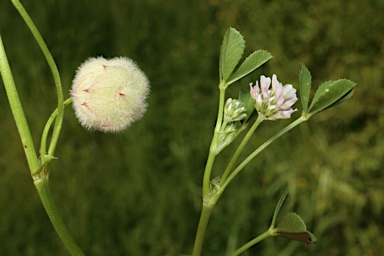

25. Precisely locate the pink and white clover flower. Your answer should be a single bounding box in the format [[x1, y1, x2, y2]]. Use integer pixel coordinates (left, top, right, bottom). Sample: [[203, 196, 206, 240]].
[[250, 74, 298, 120]]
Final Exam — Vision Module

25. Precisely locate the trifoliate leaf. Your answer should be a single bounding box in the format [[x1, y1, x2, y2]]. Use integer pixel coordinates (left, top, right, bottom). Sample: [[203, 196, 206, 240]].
[[219, 27, 245, 82], [299, 64, 312, 113], [276, 212, 317, 244], [308, 79, 356, 115], [227, 50, 272, 85]]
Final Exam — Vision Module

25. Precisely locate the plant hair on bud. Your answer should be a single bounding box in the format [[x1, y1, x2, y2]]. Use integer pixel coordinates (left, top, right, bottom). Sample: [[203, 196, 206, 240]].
[[71, 56, 150, 132]]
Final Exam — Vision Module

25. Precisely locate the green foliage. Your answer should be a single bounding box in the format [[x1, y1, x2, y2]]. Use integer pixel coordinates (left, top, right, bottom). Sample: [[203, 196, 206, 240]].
[[299, 64, 311, 113], [238, 89, 255, 122], [269, 190, 317, 245], [227, 50, 272, 86], [270, 188, 289, 229], [299, 64, 357, 117], [307, 79, 356, 116], [276, 213, 317, 244], [1, 0, 383, 255], [220, 27, 245, 82], [219, 27, 272, 86], [277, 212, 307, 233]]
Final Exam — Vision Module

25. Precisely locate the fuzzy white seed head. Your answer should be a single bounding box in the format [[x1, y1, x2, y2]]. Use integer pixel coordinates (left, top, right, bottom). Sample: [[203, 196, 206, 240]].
[[71, 57, 150, 132]]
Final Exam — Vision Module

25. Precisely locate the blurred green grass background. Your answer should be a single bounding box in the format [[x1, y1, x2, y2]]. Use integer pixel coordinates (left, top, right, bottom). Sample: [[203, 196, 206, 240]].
[[1, 0, 383, 255]]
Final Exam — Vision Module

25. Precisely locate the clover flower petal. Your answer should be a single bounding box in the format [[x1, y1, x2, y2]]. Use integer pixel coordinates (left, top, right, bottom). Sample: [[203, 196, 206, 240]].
[[249, 74, 298, 120]]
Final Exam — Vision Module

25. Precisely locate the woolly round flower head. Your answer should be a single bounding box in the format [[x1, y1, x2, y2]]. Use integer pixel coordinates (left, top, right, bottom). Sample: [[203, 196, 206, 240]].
[[250, 74, 298, 120], [70, 57, 150, 132]]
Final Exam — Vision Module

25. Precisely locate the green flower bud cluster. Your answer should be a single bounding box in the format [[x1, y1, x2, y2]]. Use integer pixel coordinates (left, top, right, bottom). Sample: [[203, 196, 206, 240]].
[[216, 123, 237, 153], [215, 98, 248, 154], [224, 98, 247, 122]]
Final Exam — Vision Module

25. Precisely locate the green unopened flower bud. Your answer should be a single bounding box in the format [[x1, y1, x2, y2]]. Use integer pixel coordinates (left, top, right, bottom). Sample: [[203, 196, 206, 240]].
[[224, 98, 247, 122], [71, 57, 150, 132], [216, 123, 237, 154]]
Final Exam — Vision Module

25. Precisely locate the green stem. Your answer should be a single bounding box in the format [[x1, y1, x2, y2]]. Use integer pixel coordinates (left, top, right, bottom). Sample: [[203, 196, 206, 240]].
[[0, 35, 39, 172], [231, 229, 272, 256], [202, 84, 226, 197], [11, 0, 64, 161], [4, 2, 82, 253], [192, 204, 214, 256], [40, 98, 72, 162], [193, 116, 307, 255], [194, 81, 227, 255], [34, 178, 85, 256], [221, 116, 307, 193], [220, 114, 265, 186], [1, 35, 83, 256]]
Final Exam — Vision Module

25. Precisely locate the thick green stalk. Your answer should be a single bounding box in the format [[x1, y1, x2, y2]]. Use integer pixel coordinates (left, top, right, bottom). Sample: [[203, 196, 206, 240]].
[[1, 35, 84, 256], [5, 2, 84, 254], [0, 36, 39, 172], [34, 178, 85, 256], [202, 83, 226, 197], [11, 0, 64, 161], [195, 81, 227, 255], [193, 116, 307, 255], [192, 204, 214, 256]]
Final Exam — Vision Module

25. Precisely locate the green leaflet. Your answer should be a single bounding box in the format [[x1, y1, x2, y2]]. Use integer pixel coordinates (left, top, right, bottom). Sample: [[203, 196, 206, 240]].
[[227, 50, 272, 85], [299, 64, 312, 113], [219, 27, 245, 82], [308, 79, 356, 115]]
